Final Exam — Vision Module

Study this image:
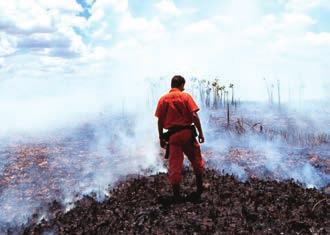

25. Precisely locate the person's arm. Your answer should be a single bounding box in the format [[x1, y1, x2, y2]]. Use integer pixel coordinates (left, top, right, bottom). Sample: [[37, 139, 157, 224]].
[[192, 112, 205, 143], [155, 98, 166, 148], [185, 93, 205, 143], [157, 119, 163, 138]]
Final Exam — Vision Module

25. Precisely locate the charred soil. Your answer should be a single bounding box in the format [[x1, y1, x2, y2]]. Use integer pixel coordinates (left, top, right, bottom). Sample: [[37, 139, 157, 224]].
[[24, 168, 329, 235]]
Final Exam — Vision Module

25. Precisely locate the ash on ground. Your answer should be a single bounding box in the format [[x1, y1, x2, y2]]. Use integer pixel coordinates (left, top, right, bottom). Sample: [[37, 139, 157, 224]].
[[23, 168, 329, 235]]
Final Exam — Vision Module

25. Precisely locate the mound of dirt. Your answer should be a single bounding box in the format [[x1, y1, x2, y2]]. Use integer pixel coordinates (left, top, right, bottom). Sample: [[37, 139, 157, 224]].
[[24, 168, 329, 234]]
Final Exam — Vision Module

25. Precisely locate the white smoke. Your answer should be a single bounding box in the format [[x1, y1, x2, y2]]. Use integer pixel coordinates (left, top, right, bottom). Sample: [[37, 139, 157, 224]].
[[0, 75, 328, 231]]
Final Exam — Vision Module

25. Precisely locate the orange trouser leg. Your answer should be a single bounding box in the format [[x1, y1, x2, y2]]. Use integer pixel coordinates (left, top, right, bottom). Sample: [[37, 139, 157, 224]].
[[183, 140, 205, 175], [168, 144, 184, 185]]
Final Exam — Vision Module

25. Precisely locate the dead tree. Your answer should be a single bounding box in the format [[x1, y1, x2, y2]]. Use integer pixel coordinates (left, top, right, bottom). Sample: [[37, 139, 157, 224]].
[[277, 79, 281, 109], [229, 83, 234, 105]]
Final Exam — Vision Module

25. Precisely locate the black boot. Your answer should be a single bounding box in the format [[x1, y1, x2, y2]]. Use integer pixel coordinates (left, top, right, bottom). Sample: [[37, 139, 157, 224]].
[[187, 173, 203, 202], [172, 184, 182, 202], [158, 184, 183, 206], [196, 173, 203, 195]]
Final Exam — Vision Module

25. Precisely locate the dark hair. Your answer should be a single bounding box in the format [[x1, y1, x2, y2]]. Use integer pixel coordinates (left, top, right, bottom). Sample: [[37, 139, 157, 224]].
[[171, 75, 185, 88]]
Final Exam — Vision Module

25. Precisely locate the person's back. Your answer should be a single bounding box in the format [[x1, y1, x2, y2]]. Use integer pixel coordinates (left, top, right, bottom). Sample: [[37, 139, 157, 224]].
[[155, 75, 205, 203], [156, 88, 199, 129]]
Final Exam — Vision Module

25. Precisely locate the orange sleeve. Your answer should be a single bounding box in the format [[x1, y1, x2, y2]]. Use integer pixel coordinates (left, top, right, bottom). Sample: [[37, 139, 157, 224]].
[[185, 93, 200, 113], [155, 98, 164, 118]]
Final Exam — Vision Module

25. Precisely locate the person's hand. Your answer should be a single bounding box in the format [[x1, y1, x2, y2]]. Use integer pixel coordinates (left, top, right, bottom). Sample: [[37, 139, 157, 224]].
[[160, 138, 167, 149], [198, 134, 205, 143]]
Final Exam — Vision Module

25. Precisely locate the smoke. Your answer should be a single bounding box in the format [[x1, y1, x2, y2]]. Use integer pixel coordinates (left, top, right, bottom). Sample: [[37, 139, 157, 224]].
[[0, 188, 36, 225], [0, 0, 329, 231], [0, 74, 166, 230], [201, 98, 329, 189], [0, 75, 142, 138], [0, 75, 329, 231]]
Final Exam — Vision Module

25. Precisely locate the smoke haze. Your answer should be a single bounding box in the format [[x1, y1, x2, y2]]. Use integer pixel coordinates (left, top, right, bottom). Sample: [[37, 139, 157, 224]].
[[0, 0, 329, 230]]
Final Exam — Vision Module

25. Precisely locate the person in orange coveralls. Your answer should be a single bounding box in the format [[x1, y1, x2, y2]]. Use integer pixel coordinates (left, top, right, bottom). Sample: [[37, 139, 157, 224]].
[[155, 75, 205, 202]]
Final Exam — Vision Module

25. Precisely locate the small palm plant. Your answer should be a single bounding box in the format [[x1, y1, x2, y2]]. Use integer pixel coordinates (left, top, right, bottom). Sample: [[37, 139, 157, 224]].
[[212, 79, 219, 109], [219, 86, 225, 106], [229, 83, 234, 105]]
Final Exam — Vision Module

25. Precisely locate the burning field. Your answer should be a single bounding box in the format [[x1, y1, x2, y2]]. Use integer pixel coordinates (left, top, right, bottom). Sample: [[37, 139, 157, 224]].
[[2, 0, 330, 233], [0, 98, 330, 234], [0, 83, 329, 234]]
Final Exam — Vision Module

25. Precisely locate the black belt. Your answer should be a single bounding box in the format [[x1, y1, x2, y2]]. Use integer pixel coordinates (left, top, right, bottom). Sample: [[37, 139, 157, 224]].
[[161, 125, 198, 159]]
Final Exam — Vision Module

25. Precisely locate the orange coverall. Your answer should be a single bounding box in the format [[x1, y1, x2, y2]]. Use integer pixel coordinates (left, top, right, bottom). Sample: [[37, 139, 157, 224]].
[[155, 88, 205, 185]]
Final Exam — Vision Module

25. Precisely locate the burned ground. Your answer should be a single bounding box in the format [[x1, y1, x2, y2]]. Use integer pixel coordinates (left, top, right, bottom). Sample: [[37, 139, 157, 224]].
[[24, 168, 329, 235], [1, 105, 329, 234]]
